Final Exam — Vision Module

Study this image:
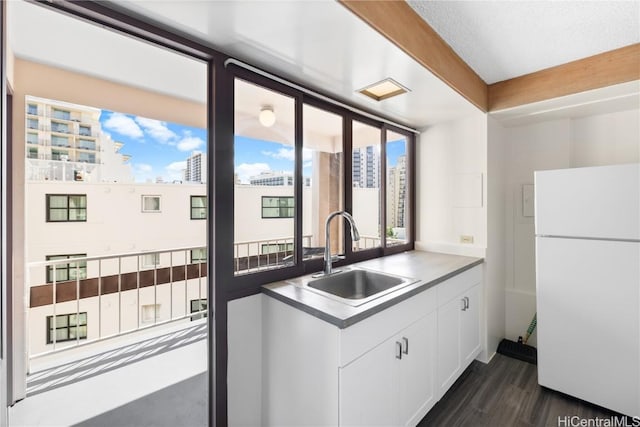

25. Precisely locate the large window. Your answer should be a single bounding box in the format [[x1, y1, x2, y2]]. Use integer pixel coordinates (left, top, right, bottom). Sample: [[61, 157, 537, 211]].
[[46, 312, 87, 344], [191, 248, 207, 263], [302, 104, 343, 259], [191, 196, 206, 219], [52, 108, 71, 120], [51, 121, 69, 133], [51, 135, 70, 147], [46, 254, 87, 283], [386, 131, 409, 247], [46, 194, 87, 222], [234, 78, 295, 275], [261, 196, 294, 218], [352, 122, 381, 251], [27, 118, 38, 130], [190, 299, 207, 321]]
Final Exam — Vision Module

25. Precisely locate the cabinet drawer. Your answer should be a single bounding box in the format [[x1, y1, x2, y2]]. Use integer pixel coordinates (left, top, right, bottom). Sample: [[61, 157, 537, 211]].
[[436, 265, 481, 307], [339, 286, 437, 367]]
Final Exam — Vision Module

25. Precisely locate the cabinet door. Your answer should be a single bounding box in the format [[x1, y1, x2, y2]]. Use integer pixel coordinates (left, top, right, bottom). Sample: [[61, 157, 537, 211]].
[[398, 312, 437, 427], [340, 335, 399, 426], [436, 295, 463, 397], [460, 284, 481, 368]]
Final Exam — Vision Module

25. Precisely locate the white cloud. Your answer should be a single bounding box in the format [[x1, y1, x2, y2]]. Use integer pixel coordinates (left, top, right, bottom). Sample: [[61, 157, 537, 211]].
[[165, 161, 187, 181], [261, 147, 312, 162], [166, 161, 187, 172], [135, 163, 153, 173], [132, 163, 154, 183], [236, 163, 270, 184], [103, 113, 144, 139], [135, 117, 177, 143], [177, 136, 205, 152]]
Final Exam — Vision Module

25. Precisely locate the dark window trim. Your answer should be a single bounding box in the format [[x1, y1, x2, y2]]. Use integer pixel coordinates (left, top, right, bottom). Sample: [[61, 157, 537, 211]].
[[46, 312, 88, 344], [46, 194, 87, 222], [45, 253, 87, 283], [190, 298, 208, 320], [190, 195, 207, 220], [260, 196, 295, 219]]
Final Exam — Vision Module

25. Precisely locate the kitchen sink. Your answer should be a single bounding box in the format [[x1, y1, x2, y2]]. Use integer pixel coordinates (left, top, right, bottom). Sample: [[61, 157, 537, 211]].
[[296, 268, 419, 307]]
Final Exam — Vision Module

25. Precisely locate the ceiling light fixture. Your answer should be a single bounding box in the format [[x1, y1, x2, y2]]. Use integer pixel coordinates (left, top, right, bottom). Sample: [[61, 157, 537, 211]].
[[259, 105, 276, 127], [358, 78, 409, 102]]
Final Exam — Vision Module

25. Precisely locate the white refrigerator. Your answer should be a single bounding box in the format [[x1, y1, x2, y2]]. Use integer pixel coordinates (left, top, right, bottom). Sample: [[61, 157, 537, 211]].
[[535, 163, 640, 417]]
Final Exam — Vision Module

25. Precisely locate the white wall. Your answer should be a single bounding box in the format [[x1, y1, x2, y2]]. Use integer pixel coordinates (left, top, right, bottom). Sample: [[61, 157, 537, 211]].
[[503, 109, 640, 346], [228, 295, 262, 427], [416, 113, 487, 258]]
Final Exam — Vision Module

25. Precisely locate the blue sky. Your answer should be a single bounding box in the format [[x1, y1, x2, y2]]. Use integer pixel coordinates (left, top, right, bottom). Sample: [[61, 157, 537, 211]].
[[100, 109, 405, 183], [99, 110, 207, 182]]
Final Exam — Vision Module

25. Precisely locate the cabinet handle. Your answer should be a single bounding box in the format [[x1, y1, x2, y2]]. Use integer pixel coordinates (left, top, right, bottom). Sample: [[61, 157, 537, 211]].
[[402, 337, 409, 355], [396, 341, 403, 360], [461, 298, 467, 311], [465, 296, 470, 310]]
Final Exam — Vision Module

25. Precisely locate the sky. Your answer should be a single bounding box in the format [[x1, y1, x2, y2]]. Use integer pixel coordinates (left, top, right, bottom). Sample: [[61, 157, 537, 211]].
[[99, 109, 405, 183], [99, 110, 207, 183]]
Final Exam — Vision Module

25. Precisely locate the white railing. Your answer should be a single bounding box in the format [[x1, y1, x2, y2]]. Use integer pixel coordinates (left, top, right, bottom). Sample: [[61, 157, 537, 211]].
[[27, 246, 208, 366], [354, 235, 407, 250], [26, 158, 101, 182], [233, 235, 313, 274]]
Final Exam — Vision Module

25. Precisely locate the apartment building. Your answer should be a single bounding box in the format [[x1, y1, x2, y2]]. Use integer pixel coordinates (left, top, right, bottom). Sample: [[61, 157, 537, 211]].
[[352, 146, 380, 188], [184, 151, 206, 183]]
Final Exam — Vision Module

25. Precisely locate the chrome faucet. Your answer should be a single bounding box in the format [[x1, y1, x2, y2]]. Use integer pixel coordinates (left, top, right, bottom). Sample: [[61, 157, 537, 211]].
[[314, 211, 360, 277]]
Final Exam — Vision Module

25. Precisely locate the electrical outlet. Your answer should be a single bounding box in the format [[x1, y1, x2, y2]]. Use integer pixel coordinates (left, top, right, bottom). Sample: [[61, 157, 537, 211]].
[[460, 235, 474, 244]]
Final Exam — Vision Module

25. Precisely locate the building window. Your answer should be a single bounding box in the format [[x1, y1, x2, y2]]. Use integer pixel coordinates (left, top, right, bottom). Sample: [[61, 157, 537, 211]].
[[46, 312, 87, 344], [77, 152, 96, 163], [27, 133, 38, 144], [77, 138, 96, 150], [141, 195, 161, 213], [190, 299, 207, 321], [51, 135, 70, 147], [27, 118, 38, 130], [261, 243, 294, 255], [79, 125, 91, 136], [191, 196, 206, 219], [46, 194, 87, 222], [51, 121, 69, 133], [261, 196, 294, 218], [27, 104, 38, 115], [141, 253, 160, 268], [27, 147, 38, 159], [191, 248, 207, 263], [51, 149, 70, 161], [141, 304, 161, 324], [52, 108, 71, 120], [46, 254, 87, 283]]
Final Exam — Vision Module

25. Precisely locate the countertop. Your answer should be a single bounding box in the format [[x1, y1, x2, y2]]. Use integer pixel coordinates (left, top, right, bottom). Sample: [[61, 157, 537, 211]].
[[262, 250, 483, 329]]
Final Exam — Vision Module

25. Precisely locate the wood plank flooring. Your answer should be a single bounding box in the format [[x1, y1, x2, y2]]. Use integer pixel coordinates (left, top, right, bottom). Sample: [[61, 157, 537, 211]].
[[418, 353, 633, 427]]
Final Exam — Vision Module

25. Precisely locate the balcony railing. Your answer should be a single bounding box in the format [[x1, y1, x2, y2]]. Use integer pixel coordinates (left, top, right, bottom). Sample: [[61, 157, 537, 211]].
[[233, 235, 313, 274], [26, 158, 101, 182], [27, 246, 209, 369]]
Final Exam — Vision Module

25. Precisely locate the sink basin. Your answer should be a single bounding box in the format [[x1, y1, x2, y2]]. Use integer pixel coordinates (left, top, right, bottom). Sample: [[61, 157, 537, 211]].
[[298, 268, 418, 306]]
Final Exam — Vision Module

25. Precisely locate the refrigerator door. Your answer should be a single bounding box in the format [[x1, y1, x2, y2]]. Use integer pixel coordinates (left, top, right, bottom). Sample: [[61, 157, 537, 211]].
[[536, 237, 640, 417], [535, 164, 639, 240]]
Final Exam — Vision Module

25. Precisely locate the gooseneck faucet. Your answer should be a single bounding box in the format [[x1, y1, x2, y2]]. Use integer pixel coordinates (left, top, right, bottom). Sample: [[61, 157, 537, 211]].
[[314, 211, 360, 277]]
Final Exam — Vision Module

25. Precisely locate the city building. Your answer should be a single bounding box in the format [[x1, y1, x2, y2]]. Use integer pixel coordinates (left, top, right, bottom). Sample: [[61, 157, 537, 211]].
[[249, 170, 311, 187], [352, 146, 380, 188], [387, 154, 407, 230], [184, 151, 206, 183], [25, 96, 134, 183]]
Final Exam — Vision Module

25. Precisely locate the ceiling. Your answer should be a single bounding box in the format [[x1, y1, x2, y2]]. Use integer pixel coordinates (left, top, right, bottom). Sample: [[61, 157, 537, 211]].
[[7, 1, 640, 130], [408, 1, 640, 85]]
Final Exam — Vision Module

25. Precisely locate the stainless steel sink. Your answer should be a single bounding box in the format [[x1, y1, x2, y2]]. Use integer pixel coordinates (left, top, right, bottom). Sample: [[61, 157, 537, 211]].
[[294, 268, 419, 307]]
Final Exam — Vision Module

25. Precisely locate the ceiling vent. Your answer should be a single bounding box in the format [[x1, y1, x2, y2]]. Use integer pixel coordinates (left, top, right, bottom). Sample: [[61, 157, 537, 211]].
[[357, 78, 409, 101]]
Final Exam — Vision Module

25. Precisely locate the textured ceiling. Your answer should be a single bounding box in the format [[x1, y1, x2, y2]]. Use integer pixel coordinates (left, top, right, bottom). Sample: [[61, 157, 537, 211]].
[[408, 1, 640, 84]]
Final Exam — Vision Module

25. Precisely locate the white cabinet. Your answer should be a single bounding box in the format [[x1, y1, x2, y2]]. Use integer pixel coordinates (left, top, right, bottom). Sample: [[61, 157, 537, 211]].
[[262, 263, 483, 427], [437, 280, 481, 398], [340, 312, 437, 427]]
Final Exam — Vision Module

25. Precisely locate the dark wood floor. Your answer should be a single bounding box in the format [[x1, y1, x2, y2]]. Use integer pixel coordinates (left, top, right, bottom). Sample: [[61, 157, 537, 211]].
[[419, 353, 630, 427]]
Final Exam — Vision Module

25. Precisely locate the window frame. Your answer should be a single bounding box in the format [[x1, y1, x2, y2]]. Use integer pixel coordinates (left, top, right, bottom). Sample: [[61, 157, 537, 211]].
[[141, 195, 161, 213], [46, 312, 88, 344], [190, 299, 208, 321], [46, 194, 87, 222], [191, 248, 207, 263], [190, 195, 207, 220], [46, 253, 87, 283], [260, 196, 295, 219]]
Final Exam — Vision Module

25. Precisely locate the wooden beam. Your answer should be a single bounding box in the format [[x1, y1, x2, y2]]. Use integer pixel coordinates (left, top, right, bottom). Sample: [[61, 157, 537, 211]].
[[339, 0, 488, 112], [489, 43, 640, 111]]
